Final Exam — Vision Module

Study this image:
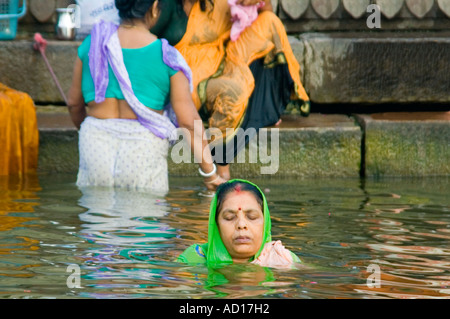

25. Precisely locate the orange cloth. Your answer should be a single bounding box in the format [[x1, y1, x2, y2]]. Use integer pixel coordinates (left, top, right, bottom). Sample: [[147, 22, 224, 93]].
[[0, 83, 39, 175], [175, 1, 309, 142]]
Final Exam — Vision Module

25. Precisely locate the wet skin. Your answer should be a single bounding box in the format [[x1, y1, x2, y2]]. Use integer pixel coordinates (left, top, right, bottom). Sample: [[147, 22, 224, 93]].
[[217, 191, 264, 263]]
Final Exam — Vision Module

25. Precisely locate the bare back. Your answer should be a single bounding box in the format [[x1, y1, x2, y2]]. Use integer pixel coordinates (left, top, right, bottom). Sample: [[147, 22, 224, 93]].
[[85, 26, 163, 119]]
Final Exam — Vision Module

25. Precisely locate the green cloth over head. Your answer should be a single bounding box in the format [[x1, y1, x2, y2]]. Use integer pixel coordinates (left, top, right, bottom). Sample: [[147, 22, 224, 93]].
[[177, 179, 272, 266]]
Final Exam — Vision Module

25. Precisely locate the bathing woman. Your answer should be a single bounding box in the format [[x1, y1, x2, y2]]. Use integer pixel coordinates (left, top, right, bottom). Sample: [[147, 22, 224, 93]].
[[178, 179, 301, 268], [67, 0, 226, 192]]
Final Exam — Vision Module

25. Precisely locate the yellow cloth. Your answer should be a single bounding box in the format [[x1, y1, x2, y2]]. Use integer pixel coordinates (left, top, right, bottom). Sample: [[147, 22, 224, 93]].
[[174, 1, 309, 141], [0, 83, 39, 175]]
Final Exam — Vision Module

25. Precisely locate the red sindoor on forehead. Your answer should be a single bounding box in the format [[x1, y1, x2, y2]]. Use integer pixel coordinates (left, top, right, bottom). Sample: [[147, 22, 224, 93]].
[[234, 185, 243, 210], [234, 184, 242, 193]]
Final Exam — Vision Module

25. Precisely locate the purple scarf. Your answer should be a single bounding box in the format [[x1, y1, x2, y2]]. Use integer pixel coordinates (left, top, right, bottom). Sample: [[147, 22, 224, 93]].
[[88, 20, 193, 140]]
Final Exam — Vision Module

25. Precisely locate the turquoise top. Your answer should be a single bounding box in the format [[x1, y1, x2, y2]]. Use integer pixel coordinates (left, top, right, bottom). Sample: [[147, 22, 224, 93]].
[[77, 35, 179, 110]]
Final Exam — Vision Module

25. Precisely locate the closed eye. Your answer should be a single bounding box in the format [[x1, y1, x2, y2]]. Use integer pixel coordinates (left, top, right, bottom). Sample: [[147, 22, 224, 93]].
[[246, 211, 262, 220], [222, 212, 236, 221]]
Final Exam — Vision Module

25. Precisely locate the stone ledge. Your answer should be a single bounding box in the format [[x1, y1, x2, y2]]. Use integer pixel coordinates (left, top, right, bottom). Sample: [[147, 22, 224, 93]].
[[2, 32, 450, 105], [355, 112, 450, 177], [0, 40, 78, 103], [35, 108, 450, 177], [36, 110, 362, 177], [294, 32, 450, 104]]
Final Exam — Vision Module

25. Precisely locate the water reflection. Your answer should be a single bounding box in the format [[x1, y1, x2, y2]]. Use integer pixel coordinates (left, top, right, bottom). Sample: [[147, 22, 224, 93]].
[[0, 175, 449, 298], [0, 174, 41, 285], [75, 186, 181, 298], [338, 178, 450, 299], [78, 186, 175, 246]]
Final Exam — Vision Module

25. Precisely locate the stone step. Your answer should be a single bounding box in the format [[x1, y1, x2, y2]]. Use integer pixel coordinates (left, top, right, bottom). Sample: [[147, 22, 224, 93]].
[[36, 106, 363, 177], [289, 31, 450, 104], [1, 32, 450, 105], [355, 111, 450, 177], [35, 106, 450, 177]]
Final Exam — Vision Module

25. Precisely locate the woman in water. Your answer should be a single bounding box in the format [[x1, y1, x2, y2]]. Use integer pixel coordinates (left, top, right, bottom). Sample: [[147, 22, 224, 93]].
[[178, 179, 301, 268]]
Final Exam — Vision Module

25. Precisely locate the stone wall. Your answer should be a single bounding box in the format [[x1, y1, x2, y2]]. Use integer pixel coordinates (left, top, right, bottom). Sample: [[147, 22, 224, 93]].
[[17, 0, 450, 34], [2, 0, 450, 105], [278, 0, 450, 31]]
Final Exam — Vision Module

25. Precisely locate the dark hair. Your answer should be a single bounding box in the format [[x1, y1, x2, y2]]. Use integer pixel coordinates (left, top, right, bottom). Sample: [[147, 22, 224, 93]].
[[215, 181, 264, 218], [115, 0, 160, 20], [176, 0, 214, 12]]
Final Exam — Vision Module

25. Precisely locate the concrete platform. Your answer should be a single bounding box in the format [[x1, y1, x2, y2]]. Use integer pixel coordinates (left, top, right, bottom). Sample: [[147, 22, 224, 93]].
[[35, 106, 362, 177], [355, 112, 450, 177], [35, 107, 450, 177]]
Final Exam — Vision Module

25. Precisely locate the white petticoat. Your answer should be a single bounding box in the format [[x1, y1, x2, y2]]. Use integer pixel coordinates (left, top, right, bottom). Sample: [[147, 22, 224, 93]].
[[76, 116, 169, 192]]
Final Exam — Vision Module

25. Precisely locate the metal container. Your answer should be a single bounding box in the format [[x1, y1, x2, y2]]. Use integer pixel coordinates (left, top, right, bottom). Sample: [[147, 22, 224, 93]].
[[55, 7, 76, 40]]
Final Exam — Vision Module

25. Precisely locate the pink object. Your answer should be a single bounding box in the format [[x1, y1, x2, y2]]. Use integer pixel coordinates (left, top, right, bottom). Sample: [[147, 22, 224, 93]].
[[33, 33, 68, 105], [228, 0, 264, 41], [33, 33, 47, 53], [252, 240, 294, 269]]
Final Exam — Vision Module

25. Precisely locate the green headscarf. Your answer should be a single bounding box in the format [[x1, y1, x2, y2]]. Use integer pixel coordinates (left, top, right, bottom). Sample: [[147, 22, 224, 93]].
[[177, 179, 272, 266]]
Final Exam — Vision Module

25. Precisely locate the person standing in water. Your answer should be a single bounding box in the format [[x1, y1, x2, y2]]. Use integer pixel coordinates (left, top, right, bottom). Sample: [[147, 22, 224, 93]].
[[68, 0, 226, 192]]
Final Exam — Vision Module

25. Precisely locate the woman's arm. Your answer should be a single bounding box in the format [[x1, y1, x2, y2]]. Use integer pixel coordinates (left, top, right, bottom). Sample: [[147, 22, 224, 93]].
[[67, 57, 87, 130], [170, 71, 227, 190]]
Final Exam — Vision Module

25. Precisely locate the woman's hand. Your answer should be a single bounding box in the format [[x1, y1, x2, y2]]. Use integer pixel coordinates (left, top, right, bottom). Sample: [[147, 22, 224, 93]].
[[203, 173, 227, 191]]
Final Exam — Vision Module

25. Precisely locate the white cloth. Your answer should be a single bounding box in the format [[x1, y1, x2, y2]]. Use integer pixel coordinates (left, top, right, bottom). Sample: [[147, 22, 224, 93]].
[[76, 116, 169, 192]]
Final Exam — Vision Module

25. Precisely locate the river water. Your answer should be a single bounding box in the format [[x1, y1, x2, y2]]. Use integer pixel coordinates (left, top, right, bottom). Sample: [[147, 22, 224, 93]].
[[0, 173, 449, 299]]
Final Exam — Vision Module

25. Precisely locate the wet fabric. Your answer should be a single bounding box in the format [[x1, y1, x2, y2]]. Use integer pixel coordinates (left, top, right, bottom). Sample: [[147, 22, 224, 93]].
[[177, 179, 301, 267], [77, 116, 169, 192], [210, 56, 294, 162], [171, 0, 310, 164], [0, 84, 38, 176]]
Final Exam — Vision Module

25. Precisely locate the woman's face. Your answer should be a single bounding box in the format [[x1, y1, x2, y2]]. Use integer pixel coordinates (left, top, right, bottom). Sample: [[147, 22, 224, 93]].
[[217, 191, 264, 263]]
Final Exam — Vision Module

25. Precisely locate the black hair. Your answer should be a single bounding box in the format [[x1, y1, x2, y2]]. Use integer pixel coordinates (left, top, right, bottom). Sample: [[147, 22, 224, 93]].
[[176, 0, 214, 12], [115, 0, 160, 20], [215, 181, 264, 218]]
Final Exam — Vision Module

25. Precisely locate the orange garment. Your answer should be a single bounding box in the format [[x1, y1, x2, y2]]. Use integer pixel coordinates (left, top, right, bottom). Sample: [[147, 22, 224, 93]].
[[0, 83, 39, 175], [174, 0, 309, 143]]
